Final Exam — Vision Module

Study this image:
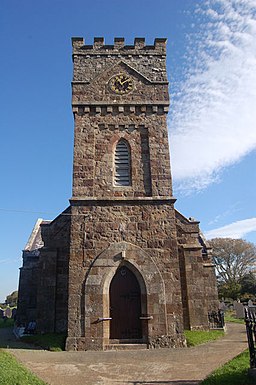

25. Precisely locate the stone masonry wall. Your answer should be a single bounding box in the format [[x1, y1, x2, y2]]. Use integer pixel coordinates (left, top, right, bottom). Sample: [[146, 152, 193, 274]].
[[65, 37, 218, 350], [176, 211, 219, 330], [17, 254, 39, 326], [66, 200, 185, 350], [37, 209, 71, 333], [66, 37, 184, 350], [72, 114, 172, 198], [71, 38, 172, 200]]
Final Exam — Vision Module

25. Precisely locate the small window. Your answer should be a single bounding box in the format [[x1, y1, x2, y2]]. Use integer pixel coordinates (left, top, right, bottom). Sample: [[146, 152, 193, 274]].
[[114, 139, 131, 186]]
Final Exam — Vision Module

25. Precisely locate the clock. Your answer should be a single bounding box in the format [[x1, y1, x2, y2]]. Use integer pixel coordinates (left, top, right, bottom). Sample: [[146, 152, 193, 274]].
[[109, 73, 133, 94]]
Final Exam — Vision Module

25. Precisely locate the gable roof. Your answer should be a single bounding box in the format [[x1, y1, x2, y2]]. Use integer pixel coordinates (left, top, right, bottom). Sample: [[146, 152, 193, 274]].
[[24, 218, 51, 251]]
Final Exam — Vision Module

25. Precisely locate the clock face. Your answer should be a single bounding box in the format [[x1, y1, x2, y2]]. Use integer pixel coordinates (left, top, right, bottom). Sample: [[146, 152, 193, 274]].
[[109, 73, 133, 94]]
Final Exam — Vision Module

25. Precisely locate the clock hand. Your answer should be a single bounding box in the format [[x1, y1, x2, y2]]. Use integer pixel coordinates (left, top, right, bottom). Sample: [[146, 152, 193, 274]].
[[120, 79, 130, 85]]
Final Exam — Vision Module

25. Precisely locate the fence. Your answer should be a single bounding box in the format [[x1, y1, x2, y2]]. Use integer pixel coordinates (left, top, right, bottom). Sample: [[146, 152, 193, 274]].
[[244, 306, 256, 369], [208, 310, 225, 329]]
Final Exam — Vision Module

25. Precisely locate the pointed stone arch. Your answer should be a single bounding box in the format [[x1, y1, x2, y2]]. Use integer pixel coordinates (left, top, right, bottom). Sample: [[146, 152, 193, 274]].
[[108, 263, 144, 340], [82, 241, 168, 349]]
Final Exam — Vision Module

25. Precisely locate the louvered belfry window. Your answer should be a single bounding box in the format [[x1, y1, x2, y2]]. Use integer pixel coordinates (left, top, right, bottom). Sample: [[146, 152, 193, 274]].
[[114, 139, 131, 186]]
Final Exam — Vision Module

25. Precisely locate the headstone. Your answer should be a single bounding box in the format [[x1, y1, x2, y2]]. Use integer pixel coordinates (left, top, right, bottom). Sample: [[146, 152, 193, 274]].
[[5, 306, 12, 318], [248, 299, 253, 307], [219, 301, 226, 311], [235, 302, 244, 318]]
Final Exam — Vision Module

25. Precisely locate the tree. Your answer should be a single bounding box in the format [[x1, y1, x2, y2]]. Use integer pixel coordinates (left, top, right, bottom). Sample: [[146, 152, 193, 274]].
[[6, 290, 18, 307], [217, 281, 241, 300], [209, 238, 256, 299], [239, 272, 256, 296]]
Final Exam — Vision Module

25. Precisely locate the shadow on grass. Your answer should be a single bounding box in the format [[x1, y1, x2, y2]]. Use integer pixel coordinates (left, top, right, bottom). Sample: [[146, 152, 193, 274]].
[[201, 370, 255, 385], [21, 332, 66, 351], [0, 327, 39, 350], [0, 322, 66, 351], [118, 381, 198, 384]]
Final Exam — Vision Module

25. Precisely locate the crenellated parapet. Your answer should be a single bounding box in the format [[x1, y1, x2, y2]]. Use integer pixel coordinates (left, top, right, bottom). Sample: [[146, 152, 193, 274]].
[[72, 37, 167, 55], [71, 36, 169, 106]]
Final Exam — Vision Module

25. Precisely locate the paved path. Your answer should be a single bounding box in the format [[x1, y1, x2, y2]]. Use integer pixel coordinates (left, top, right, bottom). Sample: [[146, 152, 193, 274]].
[[1, 323, 248, 385]]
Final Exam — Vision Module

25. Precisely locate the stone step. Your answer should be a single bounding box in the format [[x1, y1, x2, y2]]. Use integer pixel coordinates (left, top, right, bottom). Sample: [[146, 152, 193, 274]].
[[104, 343, 148, 351]]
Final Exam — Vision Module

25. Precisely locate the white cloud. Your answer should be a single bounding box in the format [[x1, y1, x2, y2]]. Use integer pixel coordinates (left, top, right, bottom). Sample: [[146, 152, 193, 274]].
[[169, 0, 256, 193], [0, 258, 20, 265], [205, 217, 256, 239], [208, 202, 241, 225]]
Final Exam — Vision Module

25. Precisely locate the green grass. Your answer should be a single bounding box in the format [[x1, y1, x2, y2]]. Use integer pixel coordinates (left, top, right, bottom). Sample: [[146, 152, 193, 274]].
[[0, 350, 47, 385], [201, 349, 255, 385], [184, 329, 225, 347], [0, 318, 14, 328], [21, 333, 66, 351], [224, 310, 245, 324]]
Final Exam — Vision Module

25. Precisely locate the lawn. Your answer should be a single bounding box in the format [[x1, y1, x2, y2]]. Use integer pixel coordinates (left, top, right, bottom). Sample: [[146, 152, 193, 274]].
[[0, 350, 47, 385], [184, 329, 224, 347], [184, 317, 254, 384], [224, 310, 244, 324], [201, 349, 254, 385]]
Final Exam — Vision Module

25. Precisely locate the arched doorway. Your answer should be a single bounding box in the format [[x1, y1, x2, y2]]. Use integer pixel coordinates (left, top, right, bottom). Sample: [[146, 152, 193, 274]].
[[110, 265, 142, 340]]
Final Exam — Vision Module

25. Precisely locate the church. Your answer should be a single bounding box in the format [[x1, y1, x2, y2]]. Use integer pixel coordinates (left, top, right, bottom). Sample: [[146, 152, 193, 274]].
[[17, 37, 218, 351]]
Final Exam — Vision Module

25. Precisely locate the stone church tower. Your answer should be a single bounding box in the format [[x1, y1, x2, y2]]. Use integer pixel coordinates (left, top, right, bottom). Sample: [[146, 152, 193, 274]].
[[17, 37, 219, 351]]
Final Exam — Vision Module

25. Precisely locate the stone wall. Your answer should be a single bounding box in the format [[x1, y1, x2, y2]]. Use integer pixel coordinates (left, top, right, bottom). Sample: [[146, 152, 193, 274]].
[[72, 37, 168, 85], [176, 211, 219, 330], [17, 251, 39, 325], [71, 37, 172, 200], [37, 208, 71, 333], [66, 200, 185, 350], [72, 114, 172, 198]]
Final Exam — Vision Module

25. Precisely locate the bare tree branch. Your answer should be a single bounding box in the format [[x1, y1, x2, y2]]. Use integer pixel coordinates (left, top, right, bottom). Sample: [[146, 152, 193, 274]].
[[209, 238, 256, 285]]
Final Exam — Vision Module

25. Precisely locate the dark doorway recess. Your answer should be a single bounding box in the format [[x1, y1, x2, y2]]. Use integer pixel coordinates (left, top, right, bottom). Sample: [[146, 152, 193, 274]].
[[110, 266, 142, 340]]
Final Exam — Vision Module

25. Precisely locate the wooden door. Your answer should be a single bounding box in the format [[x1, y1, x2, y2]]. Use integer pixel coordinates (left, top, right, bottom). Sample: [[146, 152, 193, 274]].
[[110, 266, 142, 340]]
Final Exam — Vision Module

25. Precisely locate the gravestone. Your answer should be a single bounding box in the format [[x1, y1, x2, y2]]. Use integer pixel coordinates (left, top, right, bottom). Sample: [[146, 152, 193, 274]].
[[248, 299, 253, 307], [5, 306, 12, 318], [219, 301, 226, 311], [234, 302, 244, 318]]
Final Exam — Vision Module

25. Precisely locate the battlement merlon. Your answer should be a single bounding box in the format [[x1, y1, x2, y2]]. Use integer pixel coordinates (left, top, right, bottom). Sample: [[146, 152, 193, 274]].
[[71, 37, 167, 55]]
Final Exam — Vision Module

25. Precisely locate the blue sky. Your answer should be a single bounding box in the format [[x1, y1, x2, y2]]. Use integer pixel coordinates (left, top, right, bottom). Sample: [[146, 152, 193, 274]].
[[1, 0, 256, 302]]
